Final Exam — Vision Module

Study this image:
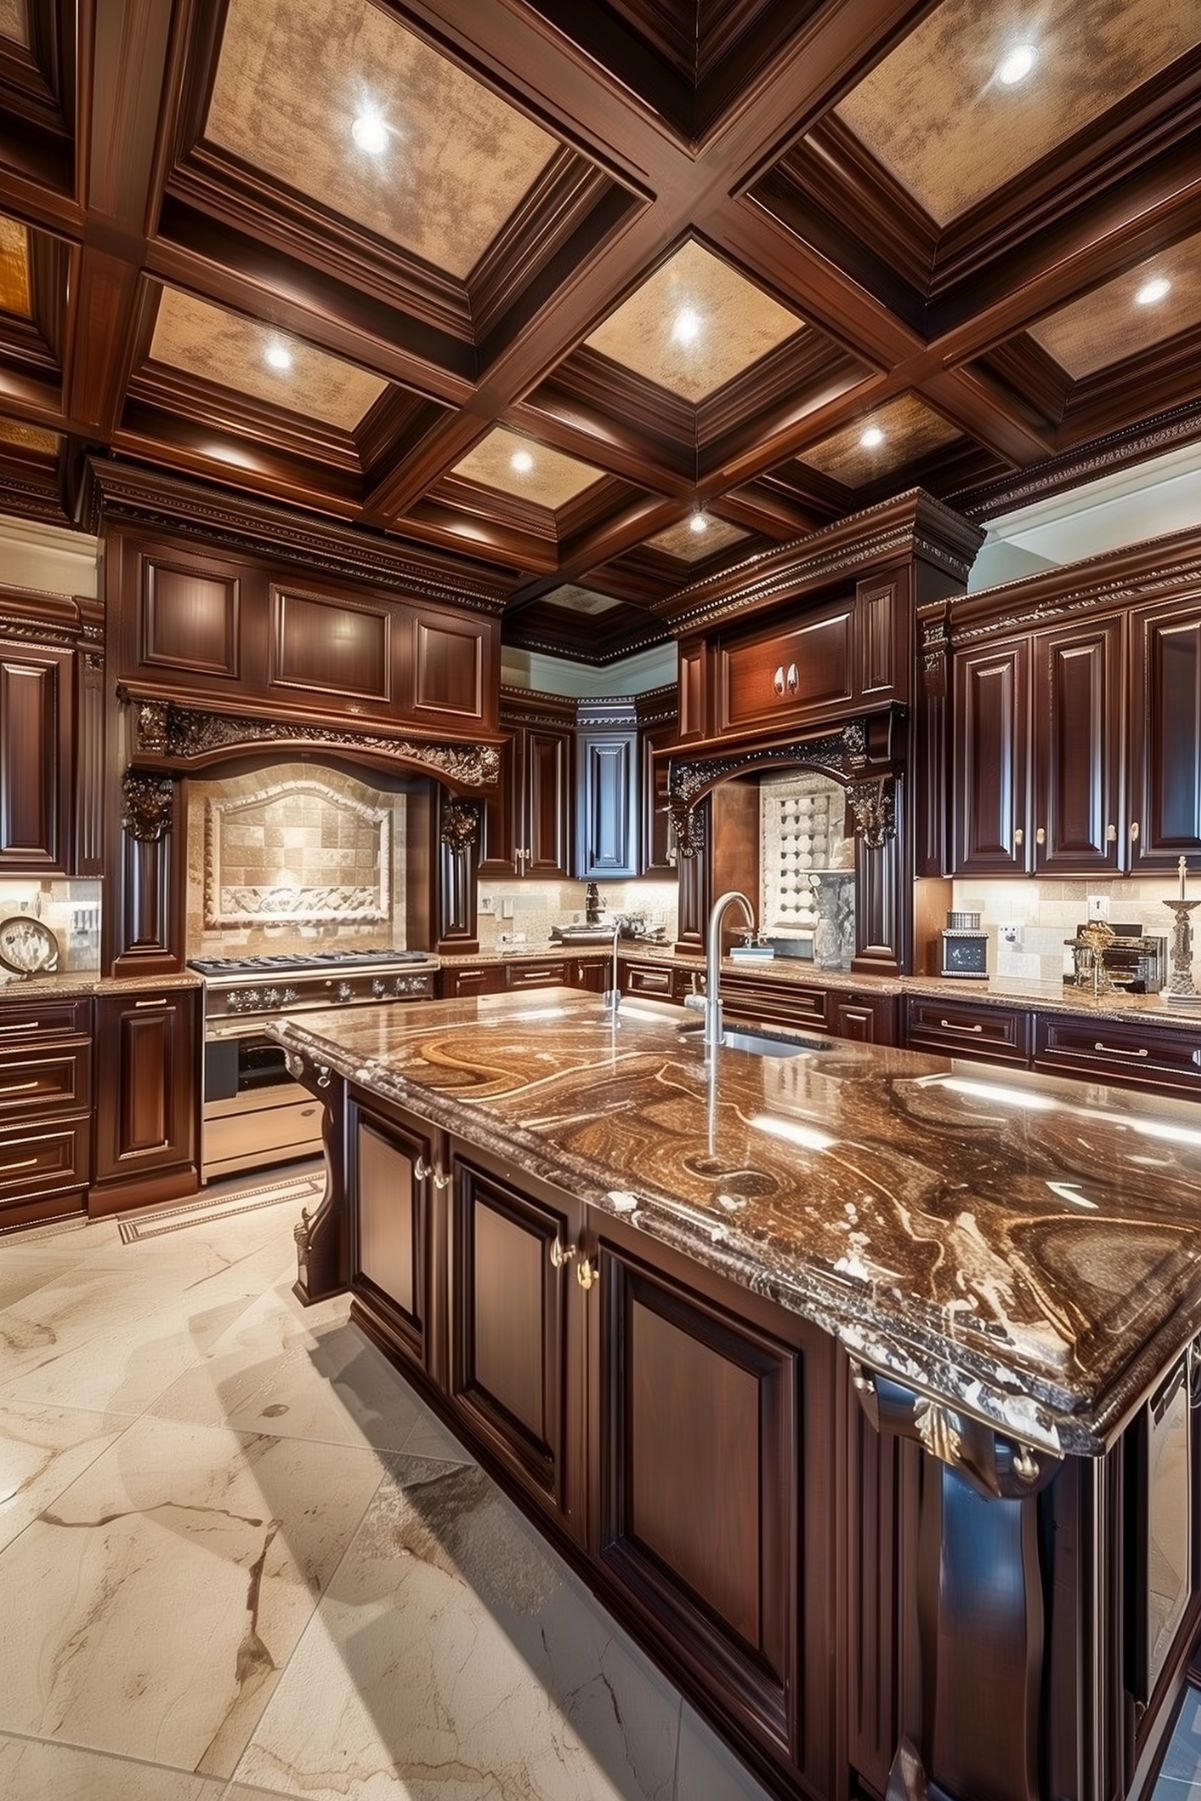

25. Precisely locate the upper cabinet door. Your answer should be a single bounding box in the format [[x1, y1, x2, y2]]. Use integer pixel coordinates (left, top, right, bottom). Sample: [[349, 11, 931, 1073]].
[[524, 727, 571, 878], [576, 732, 637, 879], [718, 597, 854, 736], [641, 724, 674, 874], [407, 608, 493, 729], [477, 728, 519, 877], [1033, 617, 1123, 874], [951, 640, 1031, 875], [1129, 597, 1201, 869], [0, 647, 71, 873]]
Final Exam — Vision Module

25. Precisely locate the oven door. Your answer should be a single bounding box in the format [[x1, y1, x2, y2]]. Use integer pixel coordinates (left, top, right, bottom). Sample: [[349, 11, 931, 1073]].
[[202, 1026, 323, 1181]]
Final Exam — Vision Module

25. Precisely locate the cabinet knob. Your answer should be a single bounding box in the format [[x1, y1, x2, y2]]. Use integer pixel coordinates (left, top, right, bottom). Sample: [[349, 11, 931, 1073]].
[[1130, 821, 1140, 843], [1035, 827, 1046, 845], [786, 662, 799, 693], [772, 664, 785, 696], [1014, 827, 1024, 846], [549, 1238, 576, 1269], [1106, 824, 1117, 842], [576, 1256, 598, 1291]]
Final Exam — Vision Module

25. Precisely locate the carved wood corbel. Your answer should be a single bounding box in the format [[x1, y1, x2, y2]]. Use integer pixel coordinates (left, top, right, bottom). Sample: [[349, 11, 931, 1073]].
[[439, 798, 482, 851], [120, 770, 175, 842], [846, 775, 897, 849]]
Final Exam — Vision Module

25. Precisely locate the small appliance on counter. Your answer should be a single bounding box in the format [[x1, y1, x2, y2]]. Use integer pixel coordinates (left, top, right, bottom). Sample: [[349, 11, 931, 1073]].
[[1064, 922, 1167, 995], [938, 910, 989, 979], [730, 928, 776, 962]]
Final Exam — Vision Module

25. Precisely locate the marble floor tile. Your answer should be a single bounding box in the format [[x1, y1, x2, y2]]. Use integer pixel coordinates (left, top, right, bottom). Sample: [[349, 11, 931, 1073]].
[[235, 1453, 680, 1801], [674, 1703, 772, 1801], [0, 1413, 387, 1779], [150, 1313, 429, 1452], [0, 1731, 226, 1801], [0, 1398, 133, 1552]]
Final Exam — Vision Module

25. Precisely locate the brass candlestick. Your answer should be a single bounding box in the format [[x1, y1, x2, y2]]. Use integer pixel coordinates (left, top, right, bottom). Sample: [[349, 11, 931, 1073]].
[[1163, 856, 1201, 1009]]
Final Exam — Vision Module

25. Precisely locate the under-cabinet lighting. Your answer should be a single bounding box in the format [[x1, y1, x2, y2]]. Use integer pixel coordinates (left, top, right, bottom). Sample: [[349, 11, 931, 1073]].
[[996, 43, 1037, 85], [750, 1114, 835, 1152]]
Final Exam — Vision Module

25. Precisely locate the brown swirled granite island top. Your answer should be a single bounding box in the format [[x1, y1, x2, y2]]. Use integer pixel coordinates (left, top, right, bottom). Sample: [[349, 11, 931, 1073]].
[[272, 988, 1201, 1456]]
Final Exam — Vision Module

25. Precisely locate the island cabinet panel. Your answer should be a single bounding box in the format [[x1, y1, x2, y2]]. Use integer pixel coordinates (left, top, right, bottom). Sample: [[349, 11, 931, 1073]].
[[588, 1223, 836, 1792], [0, 646, 71, 873], [447, 1149, 585, 1542], [952, 639, 1031, 875], [1032, 616, 1123, 873], [92, 990, 198, 1190], [1129, 596, 1201, 868], [350, 1103, 437, 1377]]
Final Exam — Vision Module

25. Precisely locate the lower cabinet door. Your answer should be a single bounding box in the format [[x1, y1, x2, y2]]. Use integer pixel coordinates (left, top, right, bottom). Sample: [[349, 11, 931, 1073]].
[[590, 1225, 834, 1789], [350, 1100, 437, 1376], [447, 1149, 585, 1541], [93, 991, 198, 1181]]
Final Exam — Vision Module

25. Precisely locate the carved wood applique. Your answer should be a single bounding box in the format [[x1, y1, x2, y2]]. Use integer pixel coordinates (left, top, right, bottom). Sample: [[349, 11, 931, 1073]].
[[439, 798, 482, 851], [121, 771, 175, 842]]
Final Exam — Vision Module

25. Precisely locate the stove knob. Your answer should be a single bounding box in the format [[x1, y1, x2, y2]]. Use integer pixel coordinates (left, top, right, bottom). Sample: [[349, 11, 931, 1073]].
[[372, 979, 386, 997], [283, 987, 298, 1004], [264, 988, 281, 1008], [337, 981, 354, 1004]]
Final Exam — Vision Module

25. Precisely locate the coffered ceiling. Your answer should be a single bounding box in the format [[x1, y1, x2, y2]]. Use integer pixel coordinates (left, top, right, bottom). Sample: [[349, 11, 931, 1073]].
[[0, 0, 1200, 658]]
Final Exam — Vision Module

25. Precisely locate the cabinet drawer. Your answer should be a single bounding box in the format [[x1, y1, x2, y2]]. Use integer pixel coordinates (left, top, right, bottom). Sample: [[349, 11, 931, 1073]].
[[204, 1097, 323, 1166], [0, 1115, 90, 1200], [624, 962, 673, 996], [506, 960, 567, 990], [904, 996, 1032, 1064], [830, 993, 898, 1045], [722, 976, 829, 1031], [0, 1040, 90, 1118], [440, 966, 505, 998], [719, 599, 854, 735], [1033, 1015, 1201, 1096], [0, 997, 90, 1042]]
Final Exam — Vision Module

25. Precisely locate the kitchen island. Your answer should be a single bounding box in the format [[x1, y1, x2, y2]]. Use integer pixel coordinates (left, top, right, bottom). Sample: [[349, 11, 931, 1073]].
[[273, 988, 1201, 1801]]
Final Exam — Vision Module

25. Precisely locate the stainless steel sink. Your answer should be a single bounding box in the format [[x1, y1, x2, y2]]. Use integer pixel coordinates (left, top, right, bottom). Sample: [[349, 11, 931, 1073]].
[[678, 1022, 830, 1058]]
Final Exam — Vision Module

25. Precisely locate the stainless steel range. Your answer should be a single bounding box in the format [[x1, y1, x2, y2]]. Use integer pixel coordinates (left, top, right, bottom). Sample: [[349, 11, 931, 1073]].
[[189, 949, 436, 1181]]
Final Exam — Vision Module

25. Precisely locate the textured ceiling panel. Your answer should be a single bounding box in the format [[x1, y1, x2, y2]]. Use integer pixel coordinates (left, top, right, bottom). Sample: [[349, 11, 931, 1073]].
[[207, 0, 560, 278], [797, 393, 961, 486], [149, 287, 388, 430], [0, 0, 26, 47], [1028, 232, 1201, 377], [645, 514, 749, 560], [450, 428, 606, 509], [0, 216, 29, 317], [836, 0, 1200, 223], [584, 240, 805, 401], [0, 417, 58, 453], [543, 584, 624, 615]]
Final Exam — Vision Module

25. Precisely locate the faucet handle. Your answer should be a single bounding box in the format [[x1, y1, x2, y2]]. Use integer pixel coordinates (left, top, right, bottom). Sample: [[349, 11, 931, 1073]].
[[683, 991, 706, 1014]]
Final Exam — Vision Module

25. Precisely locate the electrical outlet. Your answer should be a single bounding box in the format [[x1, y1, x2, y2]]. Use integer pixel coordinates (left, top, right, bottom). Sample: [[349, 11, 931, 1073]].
[[1087, 894, 1110, 921], [1000, 923, 1023, 947]]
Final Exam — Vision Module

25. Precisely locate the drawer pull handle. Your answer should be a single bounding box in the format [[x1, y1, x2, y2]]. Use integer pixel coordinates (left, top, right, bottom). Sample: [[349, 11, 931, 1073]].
[[576, 1256, 598, 1291], [1130, 821, 1140, 843], [773, 664, 785, 695], [786, 662, 799, 693], [413, 1156, 432, 1183], [134, 997, 168, 1009], [0, 1079, 40, 1093], [549, 1238, 576, 1269], [0, 1155, 38, 1172], [0, 1020, 39, 1034], [433, 1164, 451, 1191], [939, 1019, 984, 1034], [1094, 1041, 1149, 1059]]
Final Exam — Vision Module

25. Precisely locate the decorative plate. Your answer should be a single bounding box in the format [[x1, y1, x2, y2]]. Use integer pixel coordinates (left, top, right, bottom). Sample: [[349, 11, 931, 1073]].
[[0, 915, 59, 976]]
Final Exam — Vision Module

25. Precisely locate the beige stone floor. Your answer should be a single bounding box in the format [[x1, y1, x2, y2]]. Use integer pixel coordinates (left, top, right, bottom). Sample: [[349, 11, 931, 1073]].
[[0, 1171, 772, 1801]]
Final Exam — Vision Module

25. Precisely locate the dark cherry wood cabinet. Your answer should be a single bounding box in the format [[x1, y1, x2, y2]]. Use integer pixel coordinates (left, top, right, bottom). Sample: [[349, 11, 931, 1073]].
[[640, 720, 675, 873], [0, 993, 92, 1231], [480, 696, 573, 880], [1128, 595, 1201, 869], [90, 988, 200, 1214], [903, 994, 1033, 1065], [0, 645, 72, 873], [350, 1099, 439, 1380], [829, 990, 898, 1044], [951, 639, 1031, 876], [717, 592, 855, 738], [447, 1146, 587, 1540], [575, 729, 638, 878], [1032, 616, 1123, 874]]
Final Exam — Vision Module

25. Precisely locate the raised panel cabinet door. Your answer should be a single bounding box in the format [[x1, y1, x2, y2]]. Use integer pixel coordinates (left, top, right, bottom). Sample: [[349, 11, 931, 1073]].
[[269, 587, 391, 706], [140, 558, 240, 678], [447, 1152, 584, 1537], [409, 610, 488, 725], [1033, 616, 1123, 873], [350, 1102, 436, 1374], [477, 728, 519, 876], [1130, 597, 1201, 868], [0, 646, 71, 872], [576, 732, 637, 878], [94, 992, 197, 1180], [524, 726, 571, 878], [591, 1235, 831, 1780], [677, 642, 707, 743], [641, 724, 674, 873], [718, 599, 855, 736], [951, 640, 1032, 875]]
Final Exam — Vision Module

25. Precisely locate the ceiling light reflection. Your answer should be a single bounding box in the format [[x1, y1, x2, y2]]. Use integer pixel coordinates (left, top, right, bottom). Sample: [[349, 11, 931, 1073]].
[[938, 1077, 1057, 1112], [672, 307, 702, 345], [1135, 276, 1171, 306], [352, 112, 388, 154], [859, 425, 885, 449], [750, 1113, 835, 1152]]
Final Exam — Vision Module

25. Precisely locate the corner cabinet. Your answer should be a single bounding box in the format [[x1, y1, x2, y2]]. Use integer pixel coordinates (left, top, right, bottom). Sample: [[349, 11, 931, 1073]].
[[90, 988, 201, 1214], [479, 696, 573, 879]]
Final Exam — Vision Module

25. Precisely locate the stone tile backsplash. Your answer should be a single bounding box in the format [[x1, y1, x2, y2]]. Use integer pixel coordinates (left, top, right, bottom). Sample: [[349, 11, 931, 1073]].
[[477, 877, 678, 948], [951, 876, 1201, 985], [0, 879, 101, 974]]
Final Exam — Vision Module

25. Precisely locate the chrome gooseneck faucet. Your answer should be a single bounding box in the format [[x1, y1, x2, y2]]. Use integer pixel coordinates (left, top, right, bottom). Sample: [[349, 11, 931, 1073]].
[[602, 917, 622, 1017], [684, 890, 755, 1047]]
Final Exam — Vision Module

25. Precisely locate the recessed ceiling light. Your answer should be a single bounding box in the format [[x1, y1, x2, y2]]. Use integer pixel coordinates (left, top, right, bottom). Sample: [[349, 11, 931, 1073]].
[[264, 341, 293, 372], [996, 43, 1037, 85], [351, 111, 388, 154], [1135, 275, 1172, 306], [859, 425, 885, 449], [672, 307, 702, 346], [689, 510, 709, 534], [509, 449, 534, 473]]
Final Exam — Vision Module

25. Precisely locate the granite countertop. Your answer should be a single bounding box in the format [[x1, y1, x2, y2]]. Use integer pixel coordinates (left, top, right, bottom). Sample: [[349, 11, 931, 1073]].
[[274, 988, 1201, 1458], [0, 969, 203, 1000]]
